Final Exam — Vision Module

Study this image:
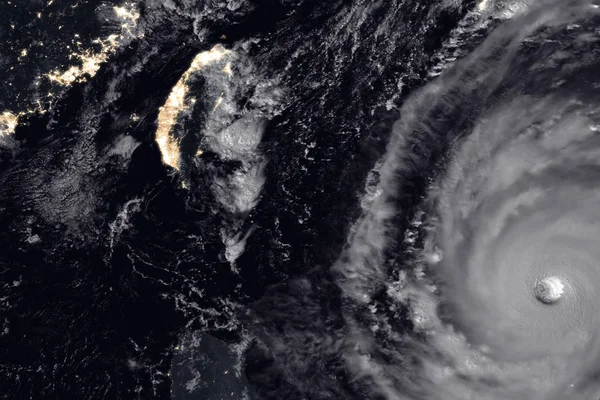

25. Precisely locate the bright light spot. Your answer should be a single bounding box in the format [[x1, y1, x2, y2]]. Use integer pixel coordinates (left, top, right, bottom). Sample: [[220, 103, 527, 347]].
[[113, 5, 140, 22], [0, 111, 19, 136], [223, 62, 233, 76], [213, 95, 224, 111]]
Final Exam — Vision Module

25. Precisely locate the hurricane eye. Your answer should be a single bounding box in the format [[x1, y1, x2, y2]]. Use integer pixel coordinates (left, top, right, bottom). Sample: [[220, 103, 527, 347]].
[[534, 276, 564, 304]]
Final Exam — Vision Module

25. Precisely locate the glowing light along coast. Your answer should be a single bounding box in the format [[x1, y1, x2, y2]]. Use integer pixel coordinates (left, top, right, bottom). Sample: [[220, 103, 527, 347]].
[[154, 45, 231, 171], [45, 4, 140, 86], [0, 3, 140, 136]]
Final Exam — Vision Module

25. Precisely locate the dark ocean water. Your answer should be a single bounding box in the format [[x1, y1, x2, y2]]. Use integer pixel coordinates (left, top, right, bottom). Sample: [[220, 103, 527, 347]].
[[2, 0, 598, 399], [0, 1, 473, 397]]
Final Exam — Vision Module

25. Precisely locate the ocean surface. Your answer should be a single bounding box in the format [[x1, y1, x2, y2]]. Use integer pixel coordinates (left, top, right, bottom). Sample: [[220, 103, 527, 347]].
[[1, 0, 599, 399]]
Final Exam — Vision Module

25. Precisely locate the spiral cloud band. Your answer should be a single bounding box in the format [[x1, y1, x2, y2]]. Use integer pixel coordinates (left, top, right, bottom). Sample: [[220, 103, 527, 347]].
[[431, 93, 600, 397], [332, 0, 600, 399]]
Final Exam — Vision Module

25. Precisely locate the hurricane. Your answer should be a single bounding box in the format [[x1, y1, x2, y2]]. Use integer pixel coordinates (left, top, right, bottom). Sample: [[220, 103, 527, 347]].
[[327, 0, 600, 398]]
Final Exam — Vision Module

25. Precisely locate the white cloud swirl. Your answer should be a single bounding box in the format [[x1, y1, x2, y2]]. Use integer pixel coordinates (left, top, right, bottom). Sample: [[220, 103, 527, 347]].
[[333, 0, 600, 398]]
